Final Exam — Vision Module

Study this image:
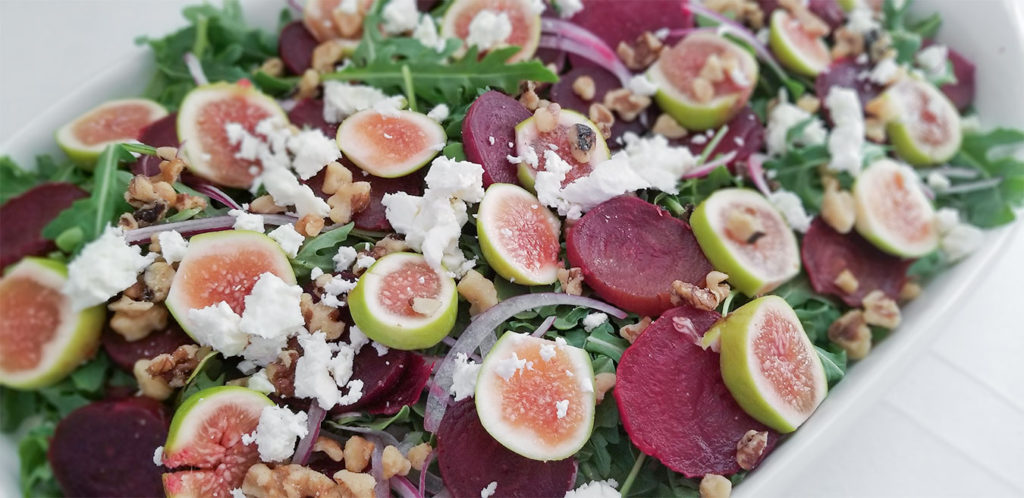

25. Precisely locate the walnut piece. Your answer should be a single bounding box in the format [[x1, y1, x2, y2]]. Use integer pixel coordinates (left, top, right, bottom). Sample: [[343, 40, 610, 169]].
[[243, 463, 342, 498], [297, 69, 321, 100], [146, 344, 207, 388], [381, 445, 411, 479], [899, 280, 922, 302], [533, 103, 561, 133], [594, 372, 616, 403], [370, 235, 409, 259], [725, 209, 764, 243], [326, 166, 372, 225], [588, 103, 615, 140], [833, 268, 859, 295], [344, 436, 374, 473], [569, 123, 598, 164], [828, 310, 872, 360], [691, 77, 715, 104], [571, 75, 596, 101], [313, 40, 346, 73], [671, 271, 730, 312], [652, 113, 688, 139], [251, 194, 287, 214], [557, 267, 584, 296], [796, 94, 821, 114], [265, 350, 301, 397], [518, 81, 541, 111], [699, 474, 732, 498], [619, 316, 652, 344], [301, 293, 347, 341], [296, 214, 326, 237], [108, 296, 169, 342], [411, 297, 442, 316], [456, 270, 499, 316], [603, 88, 651, 122], [333, 470, 376, 498], [314, 437, 345, 462], [862, 290, 901, 329], [133, 359, 173, 401], [735, 429, 768, 470], [260, 57, 285, 77], [831, 27, 865, 59], [616, 31, 663, 70], [406, 443, 433, 471], [144, 262, 175, 302], [821, 177, 856, 234]]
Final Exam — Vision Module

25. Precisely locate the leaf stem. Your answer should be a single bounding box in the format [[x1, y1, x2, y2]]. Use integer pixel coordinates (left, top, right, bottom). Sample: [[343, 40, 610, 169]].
[[619, 453, 647, 497], [698, 124, 730, 165], [401, 64, 417, 112]]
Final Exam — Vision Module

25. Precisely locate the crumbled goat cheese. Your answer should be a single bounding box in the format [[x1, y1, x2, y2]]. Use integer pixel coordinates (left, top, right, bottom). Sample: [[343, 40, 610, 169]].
[[555, 399, 569, 419], [926, 171, 952, 190], [188, 302, 248, 356], [626, 75, 658, 96], [936, 208, 984, 262], [825, 86, 866, 176], [229, 208, 266, 232], [338, 380, 364, 405], [354, 254, 377, 273], [382, 0, 419, 34], [481, 481, 498, 498], [766, 99, 827, 156], [64, 226, 157, 310], [371, 342, 389, 356], [323, 275, 358, 297], [230, 489, 246, 498], [869, 58, 900, 85], [846, 5, 879, 34], [528, 0, 546, 15], [507, 145, 539, 166], [248, 369, 276, 394], [286, 129, 341, 180], [240, 335, 290, 373], [328, 343, 356, 386], [539, 344, 557, 361], [239, 273, 306, 339], [269, 224, 305, 258], [768, 190, 813, 233], [348, 325, 370, 353], [412, 14, 447, 52], [255, 405, 308, 462], [450, 353, 482, 401], [373, 95, 406, 117], [466, 10, 512, 51], [294, 331, 345, 409], [564, 479, 621, 498], [557, 0, 584, 18], [153, 446, 164, 466], [259, 162, 331, 218], [425, 156, 486, 202], [916, 44, 949, 79], [582, 312, 608, 332], [241, 431, 257, 446], [427, 103, 450, 122], [333, 245, 359, 271], [323, 82, 391, 122], [494, 352, 528, 381], [157, 230, 189, 264]]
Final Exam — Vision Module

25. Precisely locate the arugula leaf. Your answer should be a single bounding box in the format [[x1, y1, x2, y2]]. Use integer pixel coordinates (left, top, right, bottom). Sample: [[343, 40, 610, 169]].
[[292, 223, 356, 277], [0, 388, 40, 433], [774, 278, 841, 345], [816, 345, 848, 387], [0, 155, 86, 205], [18, 421, 61, 498], [940, 128, 1024, 227], [176, 353, 226, 406], [762, 144, 831, 211]]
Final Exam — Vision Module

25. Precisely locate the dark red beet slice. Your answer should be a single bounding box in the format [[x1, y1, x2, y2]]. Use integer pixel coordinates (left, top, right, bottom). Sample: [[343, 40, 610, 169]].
[[815, 60, 883, 124], [682, 106, 764, 169], [809, 0, 845, 31], [132, 112, 179, 176], [801, 217, 912, 307], [437, 399, 577, 498], [940, 46, 975, 112], [570, 0, 692, 55], [0, 182, 87, 270], [566, 196, 713, 317], [49, 396, 169, 497], [334, 348, 410, 412], [462, 90, 533, 186], [364, 354, 433, 415], [288, 98, 338, 138], [279, 21, 319, 75], [305, 160, 426, 231], [102, 322, 196, 371], [615, 306, 778, 478]]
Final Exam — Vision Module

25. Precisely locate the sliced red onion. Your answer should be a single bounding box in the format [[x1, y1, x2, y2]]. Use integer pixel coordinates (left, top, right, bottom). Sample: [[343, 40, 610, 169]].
[[183, 52, 210, 86], [391, 476, 423, 498], [291, 401, 326, 465], [440, 337, 481, 362], [423, 293, 626, 433], [928, 166, 981, 179], [745, 154, 772, 196], [682, 151, 738, 179], [287, 0, 303, 13], [124, 214, 299, 244], [182, 179, 243, 210], [936, 177, 1003, 195], [539, 18, 633, 86], [530, 315, 558, 338], [418, 450, 435, 497], [329, 425, 404, 448], [367, 434, 388, 498], [685, 3, 787, 80]]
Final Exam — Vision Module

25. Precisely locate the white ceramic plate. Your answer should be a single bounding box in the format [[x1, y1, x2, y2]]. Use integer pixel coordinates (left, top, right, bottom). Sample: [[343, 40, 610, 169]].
[[1, 0, 1022, 496]]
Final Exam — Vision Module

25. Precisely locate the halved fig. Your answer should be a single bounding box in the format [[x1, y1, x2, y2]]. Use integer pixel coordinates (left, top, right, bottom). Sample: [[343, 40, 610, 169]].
[[440, 0, 543, 62], [769, 9, 832, 77], [337, 109, 446, 178], [56, 98, 167, 167], [868, 77, 962, 166], [690, 189, 801, 297], [475, 332, 595, 461], [477, 183, 562, 285], [177, 82, 288, 188], [514, 109, 609, 190], [0, 258, 105, 389], [852, 158, 939, 258], [348, 252, 458, 350], [648, 31, 759, 131]]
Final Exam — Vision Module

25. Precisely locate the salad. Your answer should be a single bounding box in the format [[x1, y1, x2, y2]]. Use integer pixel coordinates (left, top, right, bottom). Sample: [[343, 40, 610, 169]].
[[1, 0, 1022, 496]]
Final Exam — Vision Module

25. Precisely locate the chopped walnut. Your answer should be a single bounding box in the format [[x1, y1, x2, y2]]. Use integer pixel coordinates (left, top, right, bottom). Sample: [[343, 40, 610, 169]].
[[144, 262, 175, 302], [862, 290, 901, 329], [726, 208, 765, 243], [588, 103, 615, 140], [828, 309, 872, 360], [868, 32, 895, 63], [156, 156, 186, 184], [321, 162, 349, 196], [259, 57, 285, 77], [735, 430, 768, 470], [370, 235, 409, 259], [672, 272, 730, 312], [312, 40, 346, 73], [133, 359, 173, 401], [406, 443, 433, 471], [652, 113, 688, 139], [557, 267, 584, 296], [146, 344, 207, 388], [411, 297, 442, 315], [333, 7, 365, 38], [381, 445, 411, 479], [594, 372, 616, 403], [533, 103, 561, 133], [251, 194, 287, 214], [780, 0, 829, 37], [603, 88, 651, 122], [314, 437, 345, 462], [301, 293, 346, 341], [172, 192, 207, 213], [691, 77, 715, 104], [156, 146, 178, 161], [344, 436, 374, 473], [518, 81, 541, 111], [699, 474, 732, 498], [297, 69, 321, 100], [619, 316, 652, 344], [699, 54, 726, 83], [616, 31, 663, 70], [796, 94, 821, 114], [108, 296, 169, 341], [705, 0, 765, 29], [705, 271, 731, 303], [265, 350, 301, 397], [456, 270, 499, 315], [296, 214, 325, 237], [864, 116, 887, 143], [569, 123, 598, 164], [327, 167, 372, 225], [571, 75, 596, 101], [119, 213, 140, 230], [899, 280, 922, 302], [833, 269, 860, 295], [243, 463, 342, 498], [831, 27, 865, 59], [333, 470, 375, 498], [820, 177, 856, 234]]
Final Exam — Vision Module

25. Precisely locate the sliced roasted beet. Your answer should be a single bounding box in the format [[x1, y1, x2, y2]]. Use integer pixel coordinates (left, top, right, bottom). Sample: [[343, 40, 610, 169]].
[[682, 106, 764, 169], [334, 347, 410, 412], [463, 90, 533, 186], [940, 46, 975, 112], [132, 112, 179, 175], [570, 0, 692, 55], [417, 0, 440, 11], [437, 399, 577, 498], [305, 160, 426, 231], [0, 182, 87, 270], [287, 98, 339, 138], [49, 396, 169, 497], [802, 217, 913, 307], [815, 59, 883, 124], [279, 21, 319, 75], [809, 0, 845, 31], [364, 353, 433, 415], [615, 305, 778, 477], [102, 323, 196, 371], [566, 196, 713, 317]]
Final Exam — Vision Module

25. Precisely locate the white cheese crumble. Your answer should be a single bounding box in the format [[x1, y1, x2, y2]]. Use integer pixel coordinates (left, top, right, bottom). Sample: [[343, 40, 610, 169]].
[[64, 226, 157, 311], [507, 145, 539, 166], [286, 129, 341, 180], [323, 82, 391, 122], [582, 312, 608, 332], [153, 446, 164, 466], [869, 57, 900, 85], [481, 481, 498, 498], [348, 325, 370, 353], [353, 254, 377, 273], [255, 405, 308, 462], [229, 208, 265, 232], [427, 103, 450, 122], [825, 86, 866, 176], [626, 75, 658, 96], [845, 5, 879, 34], [268, 223, 304, 258], [465, 10, 512, 51], [450, 352, 481, 401], [412, 14, 447, 52], [555, 399, 569, 419], [333, 245, 358, 271], [259, 161, 331, 219], [766, 98, 827, 156], [926, 171, 952, 190], [381, 0, 419, 35], [539, 344, 557, 361], [247, 369, 276, 394], [240, 335, 290, 372], [767, 190, 813, 233], [556, 0, 584, 18], [936, 208, 984, 262], [230, 489, 246, 498], [494, 352, 528, 381], [564, 479, 621, 498], [188, 301, 248, 356], [371, 342, 389, 356], [239, 273, 306, 339], [916, 44, 949, 79], [373, 95, 405, 117], [294, 331, 362, 409], [157, 230, 189, 264]]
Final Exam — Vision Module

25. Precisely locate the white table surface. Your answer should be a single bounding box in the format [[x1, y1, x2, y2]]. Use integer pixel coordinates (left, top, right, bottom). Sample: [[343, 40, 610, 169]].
[[1, 1, 1022, 497]]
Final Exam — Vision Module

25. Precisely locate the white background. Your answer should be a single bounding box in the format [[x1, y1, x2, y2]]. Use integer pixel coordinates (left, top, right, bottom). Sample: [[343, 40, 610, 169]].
[[1, 1, 1022, 497]]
